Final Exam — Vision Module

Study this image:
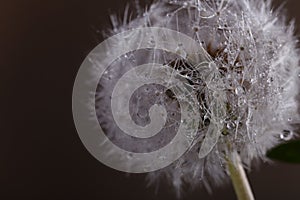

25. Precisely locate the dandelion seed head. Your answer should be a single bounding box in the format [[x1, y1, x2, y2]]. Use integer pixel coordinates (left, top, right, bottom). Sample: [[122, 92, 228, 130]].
[[96, 0, 300, 196]]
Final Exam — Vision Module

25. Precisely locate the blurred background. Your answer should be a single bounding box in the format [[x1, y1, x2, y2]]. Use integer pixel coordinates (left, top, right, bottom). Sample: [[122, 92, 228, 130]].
[[1, 0, 300, 199]]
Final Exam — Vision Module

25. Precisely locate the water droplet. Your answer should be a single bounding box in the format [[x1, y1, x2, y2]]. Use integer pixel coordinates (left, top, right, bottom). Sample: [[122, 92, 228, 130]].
[[238, 97, 246, 106], [209, 62, 217, 70], [126, 153, 133, 159], [203, 115, 210, 126], [158, 155, 167, 160], [226, 121, 236, 129], [280, 130, 293, 141], [193, 26, 199, 32], [235, 86, 245, 95], [148, 39, 155, 47], [221, 128, 229, 135], [288, 117, 292, 122], [175, 45, 187, 58], [213, 91, 220, 98], [250, 78, 256, 83], [259, 73, 266, 78]]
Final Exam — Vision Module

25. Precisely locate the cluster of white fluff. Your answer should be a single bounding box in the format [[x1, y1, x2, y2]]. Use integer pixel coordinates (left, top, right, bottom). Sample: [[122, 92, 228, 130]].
[[96, 0, 300, 196]]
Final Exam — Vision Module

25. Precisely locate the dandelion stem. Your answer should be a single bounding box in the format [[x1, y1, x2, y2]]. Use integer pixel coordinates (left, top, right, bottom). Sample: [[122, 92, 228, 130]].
[[227, 152, 255, 200]]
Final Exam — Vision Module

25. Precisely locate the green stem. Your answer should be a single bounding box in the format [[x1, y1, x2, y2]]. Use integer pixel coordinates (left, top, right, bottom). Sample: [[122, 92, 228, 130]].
[[227, 152, 255, 200]]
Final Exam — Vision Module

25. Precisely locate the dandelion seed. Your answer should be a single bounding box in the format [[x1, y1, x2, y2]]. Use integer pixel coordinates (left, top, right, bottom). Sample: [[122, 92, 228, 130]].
[[96, 0, 300, 197]]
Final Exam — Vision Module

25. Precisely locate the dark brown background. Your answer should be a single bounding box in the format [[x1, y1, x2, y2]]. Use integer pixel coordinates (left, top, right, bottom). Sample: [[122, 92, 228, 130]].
[[1, 0, 300, 199]]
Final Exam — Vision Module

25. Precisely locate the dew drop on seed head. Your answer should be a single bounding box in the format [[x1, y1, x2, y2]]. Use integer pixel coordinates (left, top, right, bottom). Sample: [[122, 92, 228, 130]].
[[250, 78, 256, 83], [193, 26, 199, 32], [280, 130, 293, 141], [259, 73, 266, 78], [226, 121, 236, 129], [149, 39, 156, 47], [175, 45, 187, 59], [235, 86, 244, 96], [238, 97, 246, 106], [126, 153, 133, 159], [158, 155, 167, 160], [203, 115, 210, 126]]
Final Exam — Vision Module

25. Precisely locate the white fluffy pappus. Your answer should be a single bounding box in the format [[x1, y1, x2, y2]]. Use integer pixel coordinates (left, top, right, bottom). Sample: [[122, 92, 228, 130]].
[[95, 0, 300, 196]]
